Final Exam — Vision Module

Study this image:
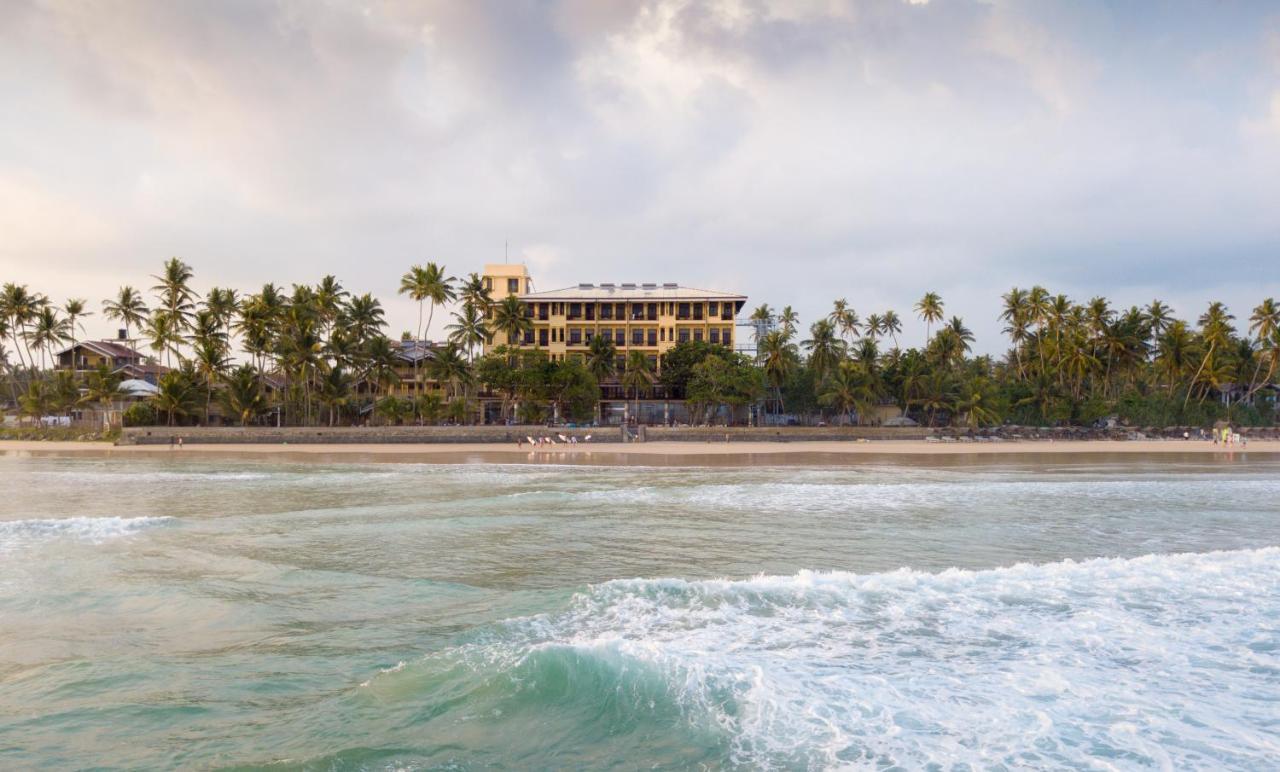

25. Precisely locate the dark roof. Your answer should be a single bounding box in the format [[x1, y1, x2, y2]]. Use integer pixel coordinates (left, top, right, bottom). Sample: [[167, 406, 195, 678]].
[[59, 339, 145, 360]]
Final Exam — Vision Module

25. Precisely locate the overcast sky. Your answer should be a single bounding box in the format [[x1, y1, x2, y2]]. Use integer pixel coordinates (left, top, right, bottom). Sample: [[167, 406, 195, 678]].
[[2, 0, 1278, 351]]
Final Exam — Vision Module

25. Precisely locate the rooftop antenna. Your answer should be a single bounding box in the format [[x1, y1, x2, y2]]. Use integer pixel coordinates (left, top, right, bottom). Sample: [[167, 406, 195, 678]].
[[504, 238, 508, 264]]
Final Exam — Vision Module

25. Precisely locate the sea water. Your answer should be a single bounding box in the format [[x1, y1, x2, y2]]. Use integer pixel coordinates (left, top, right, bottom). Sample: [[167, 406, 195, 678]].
[[0, 453, 1278, 769]]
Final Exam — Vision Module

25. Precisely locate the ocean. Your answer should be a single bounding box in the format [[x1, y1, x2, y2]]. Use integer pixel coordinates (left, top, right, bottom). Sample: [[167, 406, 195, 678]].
[[1, 452, 1278, 770]]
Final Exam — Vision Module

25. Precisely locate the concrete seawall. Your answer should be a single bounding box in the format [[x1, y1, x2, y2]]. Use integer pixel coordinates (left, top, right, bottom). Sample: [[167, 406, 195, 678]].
[[117, 424, 1280, 446]]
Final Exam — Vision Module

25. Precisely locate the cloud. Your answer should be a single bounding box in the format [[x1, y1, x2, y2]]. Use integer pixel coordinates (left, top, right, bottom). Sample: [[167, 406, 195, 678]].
[[0, 0, 1278, 350]]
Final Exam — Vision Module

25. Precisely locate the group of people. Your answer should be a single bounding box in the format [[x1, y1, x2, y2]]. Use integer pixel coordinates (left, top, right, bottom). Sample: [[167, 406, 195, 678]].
[[518, 433, 590, 448], [1211, 426, 1247, 447]]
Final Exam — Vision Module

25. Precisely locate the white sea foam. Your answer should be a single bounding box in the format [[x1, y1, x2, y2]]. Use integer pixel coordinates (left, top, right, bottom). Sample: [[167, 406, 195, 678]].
[[473, 548, 1280, 769], [0, 515, 175, 551]]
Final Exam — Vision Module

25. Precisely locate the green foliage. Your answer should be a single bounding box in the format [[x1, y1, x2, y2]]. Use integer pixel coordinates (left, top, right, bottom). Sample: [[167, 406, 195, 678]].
[[686, 353, 764, 424], [658, 341, 733, 399], [122, 401, 157, 427]]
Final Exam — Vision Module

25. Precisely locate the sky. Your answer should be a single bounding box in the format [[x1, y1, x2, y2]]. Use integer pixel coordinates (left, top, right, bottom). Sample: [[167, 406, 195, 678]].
[[2, 0, 1279, 352]]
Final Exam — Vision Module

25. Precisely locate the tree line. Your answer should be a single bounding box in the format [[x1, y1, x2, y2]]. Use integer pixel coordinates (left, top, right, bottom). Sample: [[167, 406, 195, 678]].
[[2, 260, 1278, 428]]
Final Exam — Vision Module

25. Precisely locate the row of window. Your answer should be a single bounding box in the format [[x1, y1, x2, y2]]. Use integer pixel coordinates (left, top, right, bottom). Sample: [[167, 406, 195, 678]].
[[509, 327, 734, 347], [507, 301, 736, 322]]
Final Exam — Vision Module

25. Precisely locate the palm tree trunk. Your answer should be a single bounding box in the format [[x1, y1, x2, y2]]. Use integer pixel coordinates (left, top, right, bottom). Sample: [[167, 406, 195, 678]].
[[1185, 342, 1214, 409]]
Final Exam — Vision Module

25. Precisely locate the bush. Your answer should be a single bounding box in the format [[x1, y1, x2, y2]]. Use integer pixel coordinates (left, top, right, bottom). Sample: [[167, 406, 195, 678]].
[[122, 402, 157, 427]]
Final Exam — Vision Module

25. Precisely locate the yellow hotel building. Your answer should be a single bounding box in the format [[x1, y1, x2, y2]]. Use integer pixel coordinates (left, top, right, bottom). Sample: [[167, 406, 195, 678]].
[[480, 264, 747, 369]]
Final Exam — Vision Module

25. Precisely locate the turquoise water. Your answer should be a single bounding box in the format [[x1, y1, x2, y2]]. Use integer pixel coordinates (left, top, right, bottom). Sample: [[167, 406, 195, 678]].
[[1, 452, 1279, 769]]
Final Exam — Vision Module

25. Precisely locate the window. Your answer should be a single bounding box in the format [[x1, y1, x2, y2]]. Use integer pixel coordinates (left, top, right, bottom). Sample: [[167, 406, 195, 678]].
[[586, 303, 595, 321], [508, 278, 519, 294], [710, 329, 720, 344], [693, 303, 703, 320], [600, 304, 613, 320], [647, 303, 657, 320], [677, 303, 690, 319], [484, 277, 493, 291], [709, 302, 719, 316], [538, 303, 549, 320], [647, 330, 657, 346], [615, 328, 625, 345], [694, 329, 703, 342], [721, 304, 733, 320], [723, 327, 733, 342], [524, 330, 534, 344], [568, 302, 582, 320], [632, 329, 644, 345], [679, 329, 690, 343]]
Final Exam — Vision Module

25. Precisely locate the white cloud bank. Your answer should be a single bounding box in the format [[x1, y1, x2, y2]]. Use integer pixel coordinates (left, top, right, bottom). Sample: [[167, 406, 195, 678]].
[[1, 0, 1278, 350]]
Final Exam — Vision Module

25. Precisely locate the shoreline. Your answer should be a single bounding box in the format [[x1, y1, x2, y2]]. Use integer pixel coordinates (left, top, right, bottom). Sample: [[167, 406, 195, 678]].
[[1, 438, 1274, 466]]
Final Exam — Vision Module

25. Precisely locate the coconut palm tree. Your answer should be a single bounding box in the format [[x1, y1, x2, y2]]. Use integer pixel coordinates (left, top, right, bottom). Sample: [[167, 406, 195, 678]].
[[801, 319, 843, 382], [862, 313, 884, 344], [621, 350, 654, 423], [62, 299, 91, 366], [446, 303, 488, 361], [585, 333, 618, 382], [26, 305, 69, 371], [758, 329, 797, 414], [458, 272, 493, 315], [748, 303, 773, 348], [491, 295, 532, 346], [1, 283, 44, 372], [102, 286, 149, 350], [152, 368, 203, 426], [1247, 298, 1280, 394], [914, 292, 943, 345], [79, 365, 126, 425], [1186, 301, 1235, 406], [218, 364, 269, 426], [819, 361, 874, 425], [151, 258, 196, 340], [881, 310, 902, 349], [778, 306, 799, 340], [399, 263, 455, 386]]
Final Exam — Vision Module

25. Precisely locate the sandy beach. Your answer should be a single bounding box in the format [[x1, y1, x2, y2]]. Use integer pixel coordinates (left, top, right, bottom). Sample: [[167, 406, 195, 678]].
[[0, 438, 1274, 466]]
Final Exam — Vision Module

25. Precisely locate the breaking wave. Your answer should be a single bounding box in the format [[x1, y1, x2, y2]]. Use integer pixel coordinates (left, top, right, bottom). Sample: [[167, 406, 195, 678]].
[[0, 516, 175, 551], [360, 548, 1280, 769]]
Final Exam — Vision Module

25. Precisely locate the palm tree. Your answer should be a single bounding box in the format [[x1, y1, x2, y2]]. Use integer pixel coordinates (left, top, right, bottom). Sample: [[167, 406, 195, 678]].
[[491, 295, 532, 346], [145, 312, 182, 368], [399, 263, 455, 344], [152, 368, 202, 426], [190, 310, 231, 423], [26, 305, 69, 371], [881, 310, 902, 349], [778, 306, 799, 340], [862, 313, 884, 343], [429, 343, 472, 403], [1145, 299, 1173, 339], [748, 303, 773, 348], [102, 286, 149, 350], [317, 366, 355, 426], [759, 330, 797, 415], [1, 283, 43, 372], [621, 350, 654, 423], [79, 365, 126, 426], [458, 272, 493, 315], [802, 319, 843, 382], [151, 257, 196, 341], [63, 299, 91, 365], [446, 303, 488, 361], [819, 361, 874, 425], [585, 333, 618, 382], [1248, 298, 1280, 394], [218, 364, 269, 426], [1186, 301, 1235, 406], [915, 292, 943, 345]]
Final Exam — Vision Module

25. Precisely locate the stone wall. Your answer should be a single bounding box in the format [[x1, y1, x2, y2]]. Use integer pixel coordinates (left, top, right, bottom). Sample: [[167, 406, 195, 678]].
[[117, 424, 1280, 446]]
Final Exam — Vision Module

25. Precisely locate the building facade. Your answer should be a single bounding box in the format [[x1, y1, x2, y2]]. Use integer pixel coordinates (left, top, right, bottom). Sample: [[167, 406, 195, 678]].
[[479, 264, 747, 370]]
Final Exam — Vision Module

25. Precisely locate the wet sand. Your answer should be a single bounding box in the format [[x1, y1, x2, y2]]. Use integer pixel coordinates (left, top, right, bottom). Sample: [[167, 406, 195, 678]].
[[0, 439, 1274, 466]]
